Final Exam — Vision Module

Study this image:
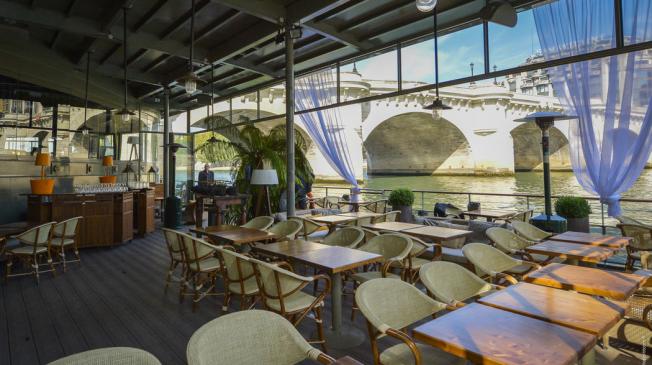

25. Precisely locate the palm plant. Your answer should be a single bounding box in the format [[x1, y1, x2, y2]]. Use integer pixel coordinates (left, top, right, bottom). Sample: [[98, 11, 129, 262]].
[[194, 115, 314, 214]]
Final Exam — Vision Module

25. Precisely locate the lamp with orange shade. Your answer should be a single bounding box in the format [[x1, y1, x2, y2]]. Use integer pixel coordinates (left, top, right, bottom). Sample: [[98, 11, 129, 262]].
[[30, 152, 55, 194], [100, 155, 117, 184]]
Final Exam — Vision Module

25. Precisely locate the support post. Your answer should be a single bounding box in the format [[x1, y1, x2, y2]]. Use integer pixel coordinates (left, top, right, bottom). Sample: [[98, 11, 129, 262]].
[[163, 88, 170, 200], [536, 118, 554, 217], [285, 19, 296, 217]]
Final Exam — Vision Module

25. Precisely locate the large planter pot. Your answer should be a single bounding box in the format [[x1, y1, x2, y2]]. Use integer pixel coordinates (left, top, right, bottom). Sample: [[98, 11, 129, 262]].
[[566, 217, 590, 232], [395, 205, 413, 223], [30, 179, 55, 195], [100, 175, 117, 184]]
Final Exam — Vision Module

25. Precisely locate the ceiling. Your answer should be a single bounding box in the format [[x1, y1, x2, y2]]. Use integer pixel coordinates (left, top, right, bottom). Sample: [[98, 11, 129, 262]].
[[0, 0, 541, 114]]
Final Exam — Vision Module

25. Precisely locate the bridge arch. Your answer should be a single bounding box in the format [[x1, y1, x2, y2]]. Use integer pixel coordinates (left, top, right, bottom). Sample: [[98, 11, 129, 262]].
[[510, 122, 571, 171], [364, 112, 473, 175]]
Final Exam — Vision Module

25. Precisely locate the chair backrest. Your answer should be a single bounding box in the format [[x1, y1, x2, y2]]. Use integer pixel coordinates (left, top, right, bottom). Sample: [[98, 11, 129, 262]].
[[419, 261, 493, 305], [16, 222, 55, 247], [463, 242, 520, 276], [358, 234, 412, 262], [486, 227, 532, 254], [361, 227, 379, 243], [322, 226, 365, 248], [354, 216, 373, 227], [394, 233, 431, 257], [356, 278, 445, 333], [49, 347, 161, 365], [618, 223, 652, 250], [249, 257, 312, 311], [162, 228, 184, 260], [511, 221, 551, 241], [215, 246, 256, 284], [384, 210, 400, 222], [324, 196, 340, 209], [53, 216, 82, 238], [289, 216, 323, 237], [267, 220, 303, 241], [241, 216, 274, 230], [187, 310, 324, 365], [179, 233, 216, 270], [617, 216, 646, 226]]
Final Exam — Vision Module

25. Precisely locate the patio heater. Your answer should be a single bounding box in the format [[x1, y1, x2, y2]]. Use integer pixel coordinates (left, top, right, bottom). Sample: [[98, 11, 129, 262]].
[[514, 112, 576, 233], [164, 142, 186, 228]]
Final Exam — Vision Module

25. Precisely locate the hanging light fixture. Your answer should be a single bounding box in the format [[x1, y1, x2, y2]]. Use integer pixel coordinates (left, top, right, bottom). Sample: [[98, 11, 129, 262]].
[[79, 51, 93, 136], [418, 0, 451, 120], [116, 6, 135, 123], [179, 0, 202, 94], [207, 63, 219, 143]]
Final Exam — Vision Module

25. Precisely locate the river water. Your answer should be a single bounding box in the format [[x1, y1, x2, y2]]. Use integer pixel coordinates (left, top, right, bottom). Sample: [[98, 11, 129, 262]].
[[313, 170, 652, 226]]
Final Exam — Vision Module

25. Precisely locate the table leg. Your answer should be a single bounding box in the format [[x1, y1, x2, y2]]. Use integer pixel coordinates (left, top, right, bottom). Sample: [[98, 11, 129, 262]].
[[322, 272, 366, 349]]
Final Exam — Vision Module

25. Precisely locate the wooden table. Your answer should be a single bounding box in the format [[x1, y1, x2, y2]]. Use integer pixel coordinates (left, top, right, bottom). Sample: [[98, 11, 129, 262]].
[[310, 215, 358, 233], [550, 231, 631, 249], [524, 263, 645, 300], [194, 194, 248, 228], [253, 241, 382, 349], [338, 211, 382, 219], [361, 221, 424, 232], [461, 209, 517, 222], [477, 282, 627, 336], [338, 199, 386, 212], [402, 225, 473, 243], [190, 225, 277, 246], [413, 303, 596, 365], [525, 240, 616, 264]]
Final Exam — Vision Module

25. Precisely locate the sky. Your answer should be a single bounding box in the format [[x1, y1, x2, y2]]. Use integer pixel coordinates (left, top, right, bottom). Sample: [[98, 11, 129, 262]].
[[343, 10, 542, 84]]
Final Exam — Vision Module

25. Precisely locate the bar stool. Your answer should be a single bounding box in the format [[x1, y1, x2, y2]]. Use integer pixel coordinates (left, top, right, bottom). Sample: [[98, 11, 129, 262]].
[[50, 216, 83, 272], [5, 222, 56, 284]]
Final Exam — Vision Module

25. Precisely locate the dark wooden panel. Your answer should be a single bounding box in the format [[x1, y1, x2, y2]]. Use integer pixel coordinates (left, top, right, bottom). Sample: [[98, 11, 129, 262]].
[[114, 192, 134, 243], [82, 195, 114, 247]]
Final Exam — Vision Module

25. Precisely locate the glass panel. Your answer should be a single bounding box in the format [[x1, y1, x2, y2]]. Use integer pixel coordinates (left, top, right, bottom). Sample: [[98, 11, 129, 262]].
[[2, 127, 51, 156], [100, 134, 115, 157], [401, 36, 434, 89], [231, 92, 259, 123], [193, 131, 234, 182], [173, 134, 192, 201], [623, 0, 652, 45], [171, 112, 188, 133], [141, 132, 163, 164], [340, 47, 397, 101], [0, 99, 37, 126], [438, 23, 484, 82], [258, 84, 284, 120], [489, 9, 542, 71], [120, 133, 140, 161]]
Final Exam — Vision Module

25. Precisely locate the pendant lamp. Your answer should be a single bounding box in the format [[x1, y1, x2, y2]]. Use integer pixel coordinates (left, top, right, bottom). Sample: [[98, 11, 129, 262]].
[[116, 6, 135, 123], [179, 0, 203, 93], [79, 51, 93, 137]]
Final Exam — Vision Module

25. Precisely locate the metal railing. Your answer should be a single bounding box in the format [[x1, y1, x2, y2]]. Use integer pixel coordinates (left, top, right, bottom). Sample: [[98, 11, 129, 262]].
[[312, 185, 652, 234]]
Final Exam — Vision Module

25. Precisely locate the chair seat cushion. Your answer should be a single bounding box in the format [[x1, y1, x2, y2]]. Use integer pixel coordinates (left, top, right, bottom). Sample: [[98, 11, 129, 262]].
[[51, 238, 75, 246], [8, 245, 47, 255], [228, 277, 259, 295], [506, 263, 533, 276], [188, 257, 221, 273], [266, 291, 319, 313], [351, 271, 400, 283], [380, 343, 465, 365]]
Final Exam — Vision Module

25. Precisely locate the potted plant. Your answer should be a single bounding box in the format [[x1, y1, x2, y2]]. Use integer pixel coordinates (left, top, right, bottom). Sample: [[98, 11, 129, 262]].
[[388, 188, 415, 223], [554, 196, 592, 232]]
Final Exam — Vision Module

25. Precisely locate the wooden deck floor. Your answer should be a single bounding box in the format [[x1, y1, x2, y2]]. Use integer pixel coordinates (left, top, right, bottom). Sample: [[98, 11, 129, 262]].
[[0, 228, 647, 364]]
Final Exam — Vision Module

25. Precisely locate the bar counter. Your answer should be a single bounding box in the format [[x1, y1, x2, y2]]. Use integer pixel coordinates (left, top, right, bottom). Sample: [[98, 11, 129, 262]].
[[24, 191, 152, 247]]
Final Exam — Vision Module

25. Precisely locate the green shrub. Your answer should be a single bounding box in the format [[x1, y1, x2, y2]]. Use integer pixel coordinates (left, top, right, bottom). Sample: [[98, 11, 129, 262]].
[[554, 196, 591, 218], [388, 188, 415, 207]]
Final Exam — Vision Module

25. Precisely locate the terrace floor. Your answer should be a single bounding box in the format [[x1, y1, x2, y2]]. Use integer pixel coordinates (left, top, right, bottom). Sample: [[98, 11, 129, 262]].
[[0, 228, 649, 364]]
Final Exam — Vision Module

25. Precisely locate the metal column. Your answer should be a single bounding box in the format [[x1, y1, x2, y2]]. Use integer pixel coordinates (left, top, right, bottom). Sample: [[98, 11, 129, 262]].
[[163, 88, 170, 200], [538, 119, 553, 217], [285, 20, 296, 217]]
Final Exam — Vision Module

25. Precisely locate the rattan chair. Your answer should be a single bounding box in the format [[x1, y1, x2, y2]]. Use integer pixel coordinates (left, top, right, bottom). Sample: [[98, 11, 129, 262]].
[[5, 222, 56, 284], [356, 278, 465, 365], [420, 261, 498, 308], [178, 233, 223, 311], [371, 210, 400, 224], [50, 216, 82, 272], [462, 242, 540, 285], [267, 220, 303, 241], [215, 245, 259, 312], [289, 216, 327, 240], [324, 196, 342, 210], [320, 226, 365, 248], [361, 227, 380, 243], [486, 227, 550, 263], [361, 200, 388, 214], [162, 228, 185, 297], [241, 216, 274, 230], [48, 347, 161, 365], [617, 223, 652, 271], [511, 220, 552, 242], [388, 233, 441, 283], [350, 234, 412, 319], [187, 310, 335, 365], [250, 257, 330, 351]]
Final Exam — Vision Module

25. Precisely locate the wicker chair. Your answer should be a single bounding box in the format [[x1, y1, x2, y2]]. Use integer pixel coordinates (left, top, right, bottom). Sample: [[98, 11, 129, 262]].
[[350, 234, 413, 320], [486, 227, 550, 263], [324, 196, 342, 210], [5, 222, 56, 284], [420, 261, 498, 308], [361, 227, 380, 243], [267, 220, 303, 241], [187, 310, 335, 365], [389, 233, 442, 283], [511, 220, 552, 242], [50, 216, 83, 272], [462, 242, 540, 285], [250, 257, 330, 351], [178, 233, 222, 311], [320, 226, 365, 248], [241, 216, 274, 230], [162, 228, 186, 297], [215, 245, 259, 312], [617, 223, 652, 271], [371, 210, 400, 224], [289, 216, 327, 240], [355, 278, 465, 365], [361, 200, 388, 214], [607, 268, 652, 349], [48, 347, 161, 365]]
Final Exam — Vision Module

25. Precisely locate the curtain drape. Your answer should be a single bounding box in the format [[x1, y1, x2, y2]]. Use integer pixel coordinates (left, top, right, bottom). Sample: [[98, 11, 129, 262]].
[[294, 68, 360, 200], [533, 0, 652, 216]]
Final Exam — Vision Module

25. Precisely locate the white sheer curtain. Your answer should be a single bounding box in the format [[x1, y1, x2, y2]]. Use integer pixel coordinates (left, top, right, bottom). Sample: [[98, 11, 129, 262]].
[[294, 68, 360, 200], [534, 0, 652, 216]]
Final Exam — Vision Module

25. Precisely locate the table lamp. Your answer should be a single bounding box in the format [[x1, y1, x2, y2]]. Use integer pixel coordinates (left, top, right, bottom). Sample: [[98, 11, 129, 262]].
[[30, 152, 54, 194], [100, 155, 117, 184], [514, 111, 576, 233], [122, 163, 136, 185], [251, 169, 278, 216]]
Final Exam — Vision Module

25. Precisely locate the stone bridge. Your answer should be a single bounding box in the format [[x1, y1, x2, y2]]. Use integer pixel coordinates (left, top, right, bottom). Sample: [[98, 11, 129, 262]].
[[191, 72, 582, 181]]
